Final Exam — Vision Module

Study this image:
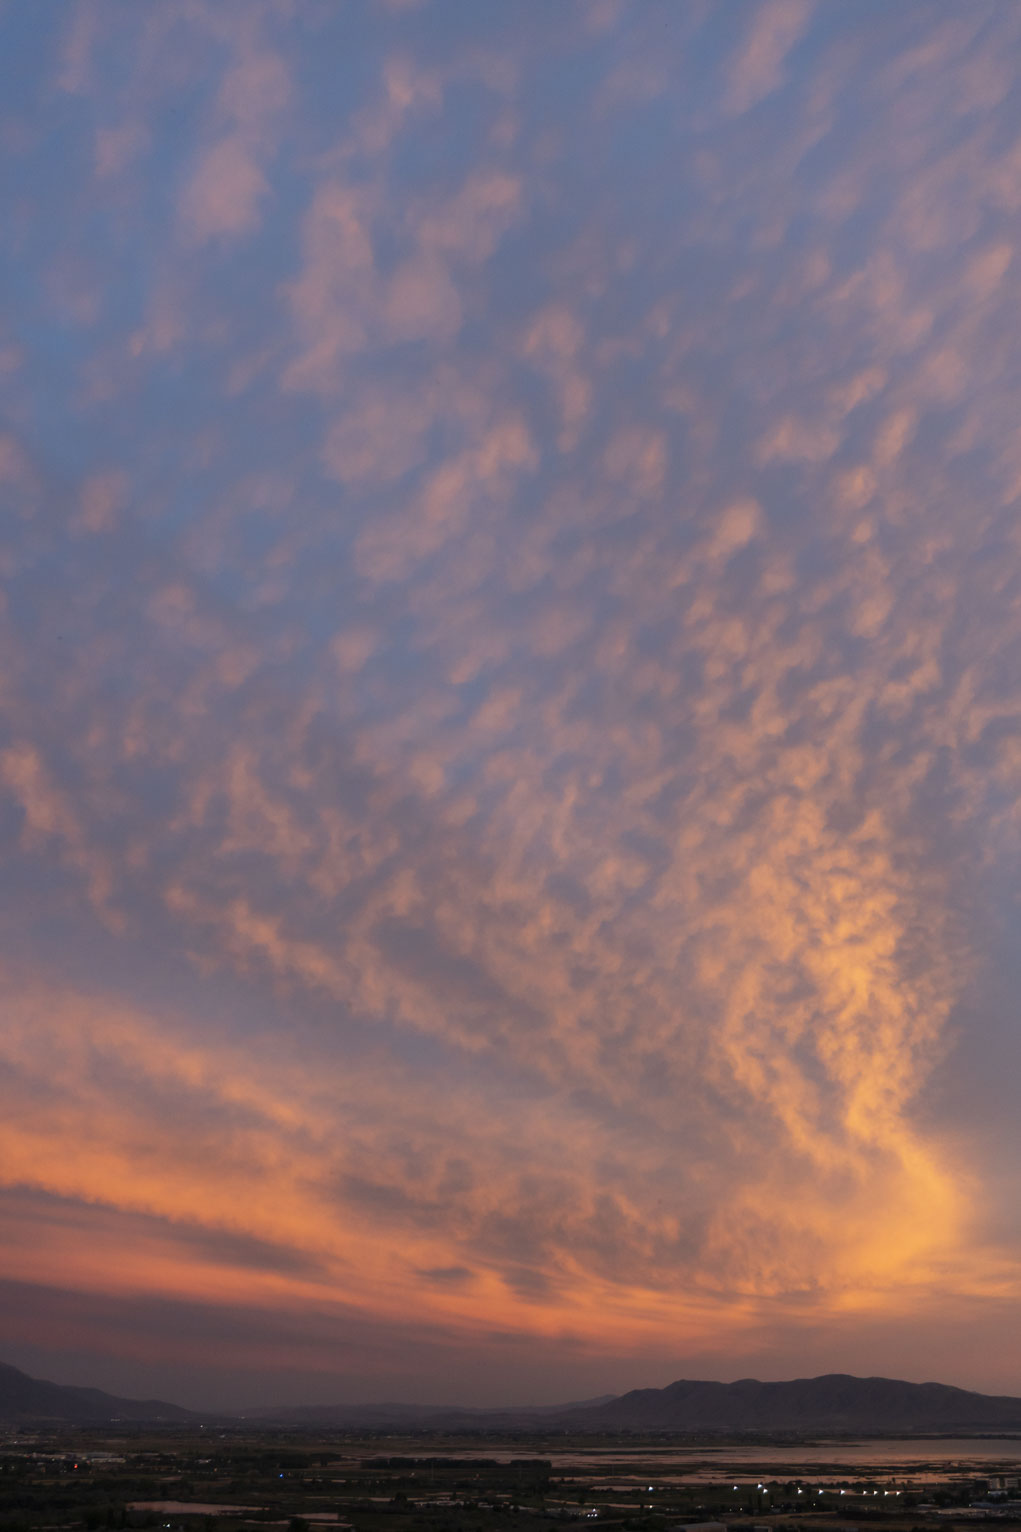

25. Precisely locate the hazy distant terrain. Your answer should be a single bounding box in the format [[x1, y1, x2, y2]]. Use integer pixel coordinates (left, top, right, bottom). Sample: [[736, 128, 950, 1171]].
[[7, 1361, 1021, 1432], [250, 1395, 617, 1430]]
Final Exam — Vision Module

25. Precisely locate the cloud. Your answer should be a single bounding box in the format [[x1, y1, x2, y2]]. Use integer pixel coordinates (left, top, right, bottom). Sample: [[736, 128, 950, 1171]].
[[75, 468, 127, 534], [179, 27, 290, 243], [0, 744, 118, 921], [724, 0, 814, 114], [5, 0, 1021, 1406], [181, 137, 269, 242]]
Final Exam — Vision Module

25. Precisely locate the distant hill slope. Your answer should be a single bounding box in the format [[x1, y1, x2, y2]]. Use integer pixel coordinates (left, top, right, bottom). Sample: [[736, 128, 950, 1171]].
[[558, 1374, 1021, 1432], [0, 1362, 196, 1422]]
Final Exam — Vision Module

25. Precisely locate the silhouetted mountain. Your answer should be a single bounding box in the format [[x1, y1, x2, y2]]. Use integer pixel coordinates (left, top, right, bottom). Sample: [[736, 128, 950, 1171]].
[[0, 1362, 196, 1423], [557, 1374, 1021, 1433]]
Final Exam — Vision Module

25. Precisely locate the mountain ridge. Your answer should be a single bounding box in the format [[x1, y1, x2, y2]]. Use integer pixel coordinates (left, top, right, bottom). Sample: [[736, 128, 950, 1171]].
[[6, 1362, 1021, 1432], [557, 1373, 1021, 1433]]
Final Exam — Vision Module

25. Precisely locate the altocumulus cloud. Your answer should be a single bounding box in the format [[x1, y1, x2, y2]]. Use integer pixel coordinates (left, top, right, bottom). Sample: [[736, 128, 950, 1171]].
[[1, 0, 1021, 1406]]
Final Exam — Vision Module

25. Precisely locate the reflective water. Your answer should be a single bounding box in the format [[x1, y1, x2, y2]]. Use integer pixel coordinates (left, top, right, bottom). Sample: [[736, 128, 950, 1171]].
[[128, 1505, 263, 1516], [363, 1438, 1021, 1485]]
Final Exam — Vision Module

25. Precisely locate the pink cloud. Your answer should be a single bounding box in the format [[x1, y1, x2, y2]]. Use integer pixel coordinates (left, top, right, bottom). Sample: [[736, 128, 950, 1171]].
[[724, 0, 815, 114], [181, 135, 268, 242]]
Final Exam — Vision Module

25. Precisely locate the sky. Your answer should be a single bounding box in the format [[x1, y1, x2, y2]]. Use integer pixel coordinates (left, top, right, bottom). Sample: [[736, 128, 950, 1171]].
[[3, 0, 1021, 1414]]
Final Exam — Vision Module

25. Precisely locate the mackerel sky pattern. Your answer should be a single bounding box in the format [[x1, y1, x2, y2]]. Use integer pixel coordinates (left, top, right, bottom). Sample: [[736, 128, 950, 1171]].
[[2, 0, 1021, 1409]]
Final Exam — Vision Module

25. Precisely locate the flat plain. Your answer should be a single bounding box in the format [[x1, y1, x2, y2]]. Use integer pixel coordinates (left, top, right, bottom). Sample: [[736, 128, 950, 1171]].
[[4, 1430, 1021, 1532]]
